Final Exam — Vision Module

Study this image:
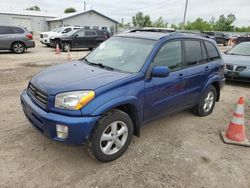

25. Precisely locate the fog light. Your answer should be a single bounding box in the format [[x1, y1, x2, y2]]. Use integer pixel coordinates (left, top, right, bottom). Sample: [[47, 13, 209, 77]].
[[56, 125, 68, 139]]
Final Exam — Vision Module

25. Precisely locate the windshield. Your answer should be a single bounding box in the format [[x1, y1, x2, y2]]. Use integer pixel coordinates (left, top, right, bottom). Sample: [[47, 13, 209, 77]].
[[85, 37, 156, 73], [54, 27, 64, 33], [228, 42, 250, 56]]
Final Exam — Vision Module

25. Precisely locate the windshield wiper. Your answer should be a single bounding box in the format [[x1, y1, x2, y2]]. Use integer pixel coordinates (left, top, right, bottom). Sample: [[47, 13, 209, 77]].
[[83, 58, 114, 71]]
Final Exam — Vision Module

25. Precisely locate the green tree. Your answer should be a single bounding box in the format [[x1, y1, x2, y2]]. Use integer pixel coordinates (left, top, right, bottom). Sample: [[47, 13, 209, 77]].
[[185, 18, 212, 31], [64, 7, 76, 14], [153, 17, 168, 28], [235, 26, 250, 32], [132, 12, 152, 27], [213, 14, 236, 31], [26, 5, 40, 11]]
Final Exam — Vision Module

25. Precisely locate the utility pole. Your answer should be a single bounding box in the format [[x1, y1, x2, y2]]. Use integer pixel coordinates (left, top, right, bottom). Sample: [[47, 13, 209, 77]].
[[84, 1, 86, 11], [182, 0, 189, 30]]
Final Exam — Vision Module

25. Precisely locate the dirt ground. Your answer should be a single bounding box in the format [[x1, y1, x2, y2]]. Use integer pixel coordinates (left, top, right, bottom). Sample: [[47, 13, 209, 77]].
[[0, 40, 250, 188]]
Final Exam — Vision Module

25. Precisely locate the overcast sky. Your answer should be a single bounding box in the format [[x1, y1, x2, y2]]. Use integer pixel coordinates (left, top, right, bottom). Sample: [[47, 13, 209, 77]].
[[0, 0, 249, 27]]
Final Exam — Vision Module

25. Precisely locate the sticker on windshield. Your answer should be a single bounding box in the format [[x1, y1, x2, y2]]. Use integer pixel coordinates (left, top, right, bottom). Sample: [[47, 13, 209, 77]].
[[100, 42, 106, 50]]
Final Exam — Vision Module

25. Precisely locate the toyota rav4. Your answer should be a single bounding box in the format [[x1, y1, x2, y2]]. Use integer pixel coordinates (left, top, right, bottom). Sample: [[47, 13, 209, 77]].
[[21, 31, 225, 162]]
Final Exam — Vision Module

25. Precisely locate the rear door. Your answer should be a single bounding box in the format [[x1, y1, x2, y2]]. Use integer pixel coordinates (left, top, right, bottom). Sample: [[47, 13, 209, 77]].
[[84, 30, 97, 47], [0, 26, 12, 50], [144, 40, 190, 122], [182, 40, 211, 105]]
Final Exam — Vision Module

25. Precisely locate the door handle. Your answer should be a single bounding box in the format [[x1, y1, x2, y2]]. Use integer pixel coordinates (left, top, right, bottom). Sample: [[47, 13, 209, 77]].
[[178, 73, 184, 79], [204, 66, 209, 72]]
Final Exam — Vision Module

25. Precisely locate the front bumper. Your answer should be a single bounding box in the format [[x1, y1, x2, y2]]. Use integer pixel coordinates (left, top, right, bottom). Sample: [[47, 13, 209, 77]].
[[224, 70, 250, 82], [20, 89, 100, 145], [39, 38, 50, 45]]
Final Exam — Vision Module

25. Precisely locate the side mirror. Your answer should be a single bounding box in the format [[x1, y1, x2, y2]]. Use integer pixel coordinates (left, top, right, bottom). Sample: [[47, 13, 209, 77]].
[[74, 34, 79, 38], [151, 66, 170, 78]]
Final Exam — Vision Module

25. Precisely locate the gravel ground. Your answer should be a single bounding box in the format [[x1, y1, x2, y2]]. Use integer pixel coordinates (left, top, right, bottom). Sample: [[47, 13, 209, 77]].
[[0, 41, 250, 188]]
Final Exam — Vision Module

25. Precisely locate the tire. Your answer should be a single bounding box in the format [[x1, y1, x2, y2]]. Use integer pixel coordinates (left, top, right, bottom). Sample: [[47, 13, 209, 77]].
[[89, 109, 134, 162], [12, 42, 25, 54], [192, 85, 217, 117], [62, 42, 71, 52]]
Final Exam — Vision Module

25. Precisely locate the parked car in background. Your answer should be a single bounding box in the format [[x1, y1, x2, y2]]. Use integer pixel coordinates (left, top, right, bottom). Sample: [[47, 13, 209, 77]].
[[21, 31, 225, 162], [50, 28, 107, 51], [203, 31, 229, 46], [234, 35, 250, 45], [0, 25, 35, 54], [39, 26, 82, 46], [224, 42, 250, 82]]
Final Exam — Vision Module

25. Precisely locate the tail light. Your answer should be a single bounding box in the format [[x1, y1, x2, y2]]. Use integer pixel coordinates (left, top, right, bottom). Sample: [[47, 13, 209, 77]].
[[26, 34, 33, 40]]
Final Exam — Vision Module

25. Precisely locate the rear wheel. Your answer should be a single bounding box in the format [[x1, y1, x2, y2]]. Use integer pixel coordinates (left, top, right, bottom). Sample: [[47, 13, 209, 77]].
[[12, 42, 25, 54], [89, 109, 133, 162], [193, 85, 217, 116], [62, 42, 71, 52]]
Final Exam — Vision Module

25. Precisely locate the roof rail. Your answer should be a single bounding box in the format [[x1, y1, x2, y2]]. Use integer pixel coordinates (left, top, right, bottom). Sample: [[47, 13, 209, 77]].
[[129, 28, 175, 33]]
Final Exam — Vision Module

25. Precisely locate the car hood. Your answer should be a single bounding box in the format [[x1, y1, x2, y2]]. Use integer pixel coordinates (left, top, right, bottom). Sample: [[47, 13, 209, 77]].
[[223, 54, 250, 66], [30, 61, 132, 95], [41, 32, 57, 35]]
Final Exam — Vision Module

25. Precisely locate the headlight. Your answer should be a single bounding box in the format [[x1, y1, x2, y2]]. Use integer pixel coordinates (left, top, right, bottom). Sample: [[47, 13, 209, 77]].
[[55, 91, 95, 110], [43, 34, 48, 38]]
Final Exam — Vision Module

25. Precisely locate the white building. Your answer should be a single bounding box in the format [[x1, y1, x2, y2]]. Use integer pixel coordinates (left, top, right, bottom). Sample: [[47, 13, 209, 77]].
[[47, 10, 119, 35], [0, 10, 56, 34], [0, 9, 119, 35]]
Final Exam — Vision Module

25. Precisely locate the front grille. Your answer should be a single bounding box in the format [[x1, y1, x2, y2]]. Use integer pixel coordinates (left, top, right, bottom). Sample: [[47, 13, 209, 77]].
[[40, 34, 43, 38], [28, 84, 48, 107], [235, 66, 247, 72], [226, 64, 234, 70]]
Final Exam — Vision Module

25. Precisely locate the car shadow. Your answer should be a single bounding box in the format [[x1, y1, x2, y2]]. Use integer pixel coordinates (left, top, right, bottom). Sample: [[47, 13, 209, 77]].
[[226, 80, 250, 88]]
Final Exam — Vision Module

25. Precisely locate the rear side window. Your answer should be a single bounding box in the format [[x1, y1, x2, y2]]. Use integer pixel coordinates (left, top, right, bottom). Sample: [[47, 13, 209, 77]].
[[85, 30, 96, 36], [153, 41, 183, 71], [204, 41, 220, 61], [10, 27, 25, 34], [184, 40, 202, 66], [0, 26, 11, 34]]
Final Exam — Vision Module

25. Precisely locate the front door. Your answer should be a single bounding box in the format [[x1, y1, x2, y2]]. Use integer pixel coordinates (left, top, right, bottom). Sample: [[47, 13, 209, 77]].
[[144, 40, 190, 122]]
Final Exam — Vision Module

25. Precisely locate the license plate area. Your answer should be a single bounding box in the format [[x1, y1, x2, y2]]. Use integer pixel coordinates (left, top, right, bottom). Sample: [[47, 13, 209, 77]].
[[227, 71, 239, 77]]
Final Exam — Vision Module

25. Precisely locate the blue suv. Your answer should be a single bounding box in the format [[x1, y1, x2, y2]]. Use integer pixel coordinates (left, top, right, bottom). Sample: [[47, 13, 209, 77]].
[[21, 31, 225, 162]]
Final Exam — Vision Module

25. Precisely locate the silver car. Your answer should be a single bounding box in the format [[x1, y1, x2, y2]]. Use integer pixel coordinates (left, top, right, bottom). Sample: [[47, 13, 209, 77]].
[[0, 25, 35, 54], [224, 42, 250, 82]]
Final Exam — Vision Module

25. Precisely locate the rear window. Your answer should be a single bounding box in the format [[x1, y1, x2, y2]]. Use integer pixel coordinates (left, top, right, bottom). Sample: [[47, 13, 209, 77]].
[[184, 40, 202, 66], [0, 26, 11, 34], [10, 27, 25, 34], [204, 41, 220, 61]]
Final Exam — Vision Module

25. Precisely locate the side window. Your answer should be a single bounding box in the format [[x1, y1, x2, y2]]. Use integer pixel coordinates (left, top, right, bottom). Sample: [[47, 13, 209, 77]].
[[10, 27, 25, 34], [75, 30, 85, 37], [62, 28, 71, 33], [73, 28, 81, 30], [0, 26, 11, 34], [184, 40, 202, 66], [84, 26, 90, 29], [204, 41, 220, 61], [93, 26, 99, 30], [85, 30, 96, 37], [102, 27, 107, 30], [200, 42, 208, 62], [153, 41, 183, 71]]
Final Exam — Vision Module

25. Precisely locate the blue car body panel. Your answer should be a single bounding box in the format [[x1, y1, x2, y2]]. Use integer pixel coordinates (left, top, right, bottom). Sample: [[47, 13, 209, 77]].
[[20, 32, 225, 145]]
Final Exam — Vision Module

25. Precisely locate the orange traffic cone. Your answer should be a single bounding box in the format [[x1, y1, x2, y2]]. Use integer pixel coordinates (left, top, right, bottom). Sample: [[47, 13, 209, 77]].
[[221, 97, 250, 146], [55, 43, 61, 55], [67, 49, 71, 61]]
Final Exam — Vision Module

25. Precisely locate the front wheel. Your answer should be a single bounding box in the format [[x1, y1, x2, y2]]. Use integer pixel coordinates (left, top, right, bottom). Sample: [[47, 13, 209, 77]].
[[62, 42, 71, 52], [89, 109, 134, 162], [193, 85, 217, 116]]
